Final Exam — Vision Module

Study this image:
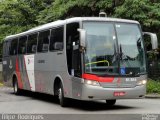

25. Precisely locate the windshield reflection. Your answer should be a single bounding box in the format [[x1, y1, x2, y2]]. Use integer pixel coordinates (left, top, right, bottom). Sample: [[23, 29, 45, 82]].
[[83, 22, 119, 75], [116, 23, 146, 75]]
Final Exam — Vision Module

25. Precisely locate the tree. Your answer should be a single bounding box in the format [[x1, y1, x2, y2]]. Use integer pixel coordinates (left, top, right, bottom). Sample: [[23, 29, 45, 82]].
[[0, 0, 51, 41], [0, 0, 160, 41], [114, 0, 160, 40], [0, 0, 35, 41], [36, 0, 118, 24]]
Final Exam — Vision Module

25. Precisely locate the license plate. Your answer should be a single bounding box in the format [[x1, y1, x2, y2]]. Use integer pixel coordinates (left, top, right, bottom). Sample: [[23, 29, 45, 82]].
[[114, 92, 125, 96]]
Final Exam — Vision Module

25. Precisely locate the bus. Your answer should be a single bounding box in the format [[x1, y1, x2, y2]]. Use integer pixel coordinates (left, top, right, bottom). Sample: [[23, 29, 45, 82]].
[[2, 17, 158, 107]]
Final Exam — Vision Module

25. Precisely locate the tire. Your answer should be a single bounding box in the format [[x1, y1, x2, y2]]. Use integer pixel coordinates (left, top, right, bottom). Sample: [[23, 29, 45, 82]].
[[13, 77, 21, 95], [106, 100, 116, 106], [58, 83, 68, 107]]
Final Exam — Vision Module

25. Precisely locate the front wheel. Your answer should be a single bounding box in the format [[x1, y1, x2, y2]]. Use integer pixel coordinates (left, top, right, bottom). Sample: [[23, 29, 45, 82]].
[[58, 83, 68, 107], [106, 100, 116, 106]]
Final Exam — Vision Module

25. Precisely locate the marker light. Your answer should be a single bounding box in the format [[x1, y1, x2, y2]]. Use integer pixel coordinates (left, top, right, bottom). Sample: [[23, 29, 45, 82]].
[[137, 80, 147, 86]]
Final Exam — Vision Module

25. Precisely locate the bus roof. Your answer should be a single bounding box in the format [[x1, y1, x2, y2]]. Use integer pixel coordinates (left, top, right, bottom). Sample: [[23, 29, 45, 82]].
[[66, 17, 139, 24], [5, 17, 139, 40]]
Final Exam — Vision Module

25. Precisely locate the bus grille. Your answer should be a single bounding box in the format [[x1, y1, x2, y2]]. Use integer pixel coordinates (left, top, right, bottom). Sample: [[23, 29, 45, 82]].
[[100, 83, 136, 88]]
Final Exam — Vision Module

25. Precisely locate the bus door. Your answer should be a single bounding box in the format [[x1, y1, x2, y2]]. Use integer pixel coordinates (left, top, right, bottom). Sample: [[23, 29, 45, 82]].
[[66, 23, 82, 98]]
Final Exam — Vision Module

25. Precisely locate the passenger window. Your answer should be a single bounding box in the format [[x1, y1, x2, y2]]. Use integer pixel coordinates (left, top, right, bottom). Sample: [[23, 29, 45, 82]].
[[27, 33, 38, 54], [50, 26, 63, 51], [18, 36, 27, 54], [38, 30, 50, 52], [6, 41, 11, 56], [3, 41, 9, 57], [10, 38, 18, 55]]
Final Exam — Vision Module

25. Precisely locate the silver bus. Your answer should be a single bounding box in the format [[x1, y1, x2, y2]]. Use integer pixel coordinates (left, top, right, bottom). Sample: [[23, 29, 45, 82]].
[[2, 17, 158, 107]]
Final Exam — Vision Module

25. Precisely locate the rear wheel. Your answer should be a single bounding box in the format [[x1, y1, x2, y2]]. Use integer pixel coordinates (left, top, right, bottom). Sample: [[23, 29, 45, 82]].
[[58, 83, 68, 107], [106, 100, 116, 106], [13, 77, 21, 95]]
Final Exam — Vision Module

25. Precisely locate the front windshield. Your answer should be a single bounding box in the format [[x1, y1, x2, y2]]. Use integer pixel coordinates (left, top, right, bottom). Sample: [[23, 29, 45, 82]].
[[116, 23, 146, 75], [83, 22, 119, 75], [83, 22, 146, 76]]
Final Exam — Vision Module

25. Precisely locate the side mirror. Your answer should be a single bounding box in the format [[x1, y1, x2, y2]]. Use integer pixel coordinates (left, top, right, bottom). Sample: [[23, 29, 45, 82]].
[[143, 32, 158, 50], [77, 29, 86, 48]]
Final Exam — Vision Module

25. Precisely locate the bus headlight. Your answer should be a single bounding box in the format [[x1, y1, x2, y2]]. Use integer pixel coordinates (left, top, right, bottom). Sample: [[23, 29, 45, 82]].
[[84, 80, 100, 86], [137, 80, 147, 86]]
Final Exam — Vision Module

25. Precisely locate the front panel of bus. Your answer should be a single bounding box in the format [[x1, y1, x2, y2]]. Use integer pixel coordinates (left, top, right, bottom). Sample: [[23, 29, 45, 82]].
[[72, 21, 147, 100]]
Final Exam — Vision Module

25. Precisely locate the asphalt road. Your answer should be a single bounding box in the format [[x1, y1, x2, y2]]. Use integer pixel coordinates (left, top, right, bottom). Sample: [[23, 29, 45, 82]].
[[0, 86, 160, 120]]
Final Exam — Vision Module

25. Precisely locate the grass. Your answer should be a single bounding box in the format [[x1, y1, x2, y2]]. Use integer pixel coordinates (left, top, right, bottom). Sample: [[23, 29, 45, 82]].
[[0, 82, 3, 86], [147, 79, 160, 94]]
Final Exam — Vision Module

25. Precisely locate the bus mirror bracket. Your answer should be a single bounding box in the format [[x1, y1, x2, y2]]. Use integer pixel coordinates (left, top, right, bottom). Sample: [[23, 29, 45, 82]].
[[143, 32, 158, 50], [77, 29, 86, 48]]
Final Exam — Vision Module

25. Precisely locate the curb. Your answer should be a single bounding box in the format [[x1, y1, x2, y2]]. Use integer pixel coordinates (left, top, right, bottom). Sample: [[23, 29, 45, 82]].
[[145, 94, 160, 99]]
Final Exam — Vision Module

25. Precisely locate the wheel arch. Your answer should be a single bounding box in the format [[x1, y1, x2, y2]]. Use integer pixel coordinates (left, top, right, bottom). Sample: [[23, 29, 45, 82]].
[[53, 75, 64, 96], [12, 73, 18, 87]]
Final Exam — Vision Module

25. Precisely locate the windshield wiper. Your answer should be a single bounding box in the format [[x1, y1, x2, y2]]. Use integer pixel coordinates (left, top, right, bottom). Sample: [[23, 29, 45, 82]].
[[119, 44, 123, 60], [119, 44, 135, 61], [85, 72, 114, 77], [98, 72, 119, 77], [123, 55, 136, 61]]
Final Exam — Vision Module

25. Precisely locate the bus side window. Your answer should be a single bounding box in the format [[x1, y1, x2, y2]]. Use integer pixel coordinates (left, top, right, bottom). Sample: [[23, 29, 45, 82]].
[[38, 30, 50, 52], [6, 41, 10, 56], [3, 41, 9, 57], [50, 26, 63, 51], [10, 38, 18, 56], [27, 33, 38, 54], [18, 36, 27, 54]]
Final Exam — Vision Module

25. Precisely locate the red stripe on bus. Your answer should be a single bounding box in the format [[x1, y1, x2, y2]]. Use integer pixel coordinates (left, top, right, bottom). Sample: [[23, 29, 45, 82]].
[[16, 58, 23, 89], [82, 73, 114, 83], [23, 56, 31, 89]]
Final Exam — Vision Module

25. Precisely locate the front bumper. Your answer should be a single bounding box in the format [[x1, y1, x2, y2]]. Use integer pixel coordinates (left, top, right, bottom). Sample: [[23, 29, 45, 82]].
[[80, 84, 146, 100]]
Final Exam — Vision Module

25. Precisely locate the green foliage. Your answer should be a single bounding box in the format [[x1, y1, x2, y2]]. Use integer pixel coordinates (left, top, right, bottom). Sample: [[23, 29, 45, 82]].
[[0, 0, 51, 41], [36, 0, 116, 24], [147, 79, 160, 94], [0, 0, 35, 40], [114, 0, 160, 38], [0, 0, 160, 43]]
